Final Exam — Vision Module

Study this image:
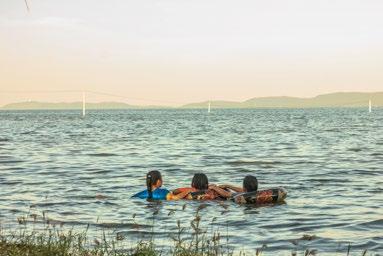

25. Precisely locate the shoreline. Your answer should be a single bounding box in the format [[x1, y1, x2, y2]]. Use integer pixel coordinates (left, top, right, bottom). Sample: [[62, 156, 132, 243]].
[[0, 206, 376, 256]]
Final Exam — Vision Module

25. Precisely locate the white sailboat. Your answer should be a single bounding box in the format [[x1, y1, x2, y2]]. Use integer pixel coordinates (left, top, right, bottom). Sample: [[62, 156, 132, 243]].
[[82, 92, 86, 117], [208, 101, 211, 113], [369, 99, 372, 113]]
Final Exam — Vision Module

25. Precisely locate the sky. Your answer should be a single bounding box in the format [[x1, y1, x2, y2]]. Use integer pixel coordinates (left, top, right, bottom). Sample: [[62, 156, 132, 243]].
[[0, 0, 382, 106]]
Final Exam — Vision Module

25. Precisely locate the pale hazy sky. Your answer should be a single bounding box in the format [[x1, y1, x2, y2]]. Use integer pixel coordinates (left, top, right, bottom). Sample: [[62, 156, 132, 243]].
[[0, 0, 382, 106]]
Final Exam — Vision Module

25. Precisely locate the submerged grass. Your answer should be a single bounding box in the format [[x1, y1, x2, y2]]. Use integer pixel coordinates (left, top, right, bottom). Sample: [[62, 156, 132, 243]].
[[0, 206, 375, 256]]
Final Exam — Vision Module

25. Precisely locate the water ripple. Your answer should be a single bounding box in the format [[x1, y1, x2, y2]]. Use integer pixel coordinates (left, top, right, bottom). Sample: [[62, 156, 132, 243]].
[[0, 108, 382, 254]]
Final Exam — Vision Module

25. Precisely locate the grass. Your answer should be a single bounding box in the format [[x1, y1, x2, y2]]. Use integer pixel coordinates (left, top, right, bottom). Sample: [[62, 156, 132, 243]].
[[0, 206, 375, 256], [0, 212, 226, 256]]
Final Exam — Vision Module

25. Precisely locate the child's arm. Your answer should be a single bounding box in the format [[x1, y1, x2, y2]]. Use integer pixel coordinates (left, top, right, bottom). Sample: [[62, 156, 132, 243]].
[[166, 190, 191, 200], [218, 184, 244, 193], [172, 188, 194, 195], [208, 185, 232, 198]]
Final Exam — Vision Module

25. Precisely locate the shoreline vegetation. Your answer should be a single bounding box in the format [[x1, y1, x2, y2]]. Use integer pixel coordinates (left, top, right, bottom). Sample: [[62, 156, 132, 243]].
[[1, 92, 383, 110], [0, 205, 374, 256]]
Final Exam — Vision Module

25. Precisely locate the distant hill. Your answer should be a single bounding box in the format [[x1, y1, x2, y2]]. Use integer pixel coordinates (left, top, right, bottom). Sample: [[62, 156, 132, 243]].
[[1, 92, 382, 110], [0, 101, 167, 110], [182, 92, 383, 109]]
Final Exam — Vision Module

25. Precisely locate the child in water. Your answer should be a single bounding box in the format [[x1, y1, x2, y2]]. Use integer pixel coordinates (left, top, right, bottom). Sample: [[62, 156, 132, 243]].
[[132, 170, 189, 200], [173, 173, 220, 200], [209, 175, 258, 202]]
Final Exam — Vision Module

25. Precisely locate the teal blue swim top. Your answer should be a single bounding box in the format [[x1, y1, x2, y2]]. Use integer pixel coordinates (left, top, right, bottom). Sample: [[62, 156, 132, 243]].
[[132, 188, 170, 200]]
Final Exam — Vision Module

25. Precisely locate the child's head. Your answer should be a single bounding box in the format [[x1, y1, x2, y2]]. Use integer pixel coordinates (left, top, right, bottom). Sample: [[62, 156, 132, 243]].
[[243, 175, 258, 192], [191, 173, 209, 190], [146, 170, 163, 198]]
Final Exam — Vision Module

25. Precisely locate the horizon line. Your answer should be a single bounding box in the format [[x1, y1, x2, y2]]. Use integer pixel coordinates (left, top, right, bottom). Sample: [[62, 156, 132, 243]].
[[1, 91, 382, 109], [0, 90, 382, 108]]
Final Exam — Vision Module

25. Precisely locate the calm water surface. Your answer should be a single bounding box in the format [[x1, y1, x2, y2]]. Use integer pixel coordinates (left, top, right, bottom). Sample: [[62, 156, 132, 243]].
[[0, 109, 382, 255]]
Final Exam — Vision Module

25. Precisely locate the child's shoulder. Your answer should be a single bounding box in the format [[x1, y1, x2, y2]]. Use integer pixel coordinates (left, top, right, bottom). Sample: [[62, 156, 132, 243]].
[[155, 188, 170, 194]]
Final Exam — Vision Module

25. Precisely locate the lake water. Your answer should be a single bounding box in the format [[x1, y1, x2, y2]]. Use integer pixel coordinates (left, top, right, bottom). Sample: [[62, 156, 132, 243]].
[[0, 109, 382, 255]]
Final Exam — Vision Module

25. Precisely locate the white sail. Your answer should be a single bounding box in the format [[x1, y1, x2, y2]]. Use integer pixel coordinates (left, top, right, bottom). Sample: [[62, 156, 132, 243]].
[[82, 92, 86, 117], [208, 101, 211, 113], [369, 99, 372, 113]]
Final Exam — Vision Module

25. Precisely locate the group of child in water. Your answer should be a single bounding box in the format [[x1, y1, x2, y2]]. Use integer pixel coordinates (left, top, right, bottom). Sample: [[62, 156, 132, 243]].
[[132, 170, 258, 204]]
